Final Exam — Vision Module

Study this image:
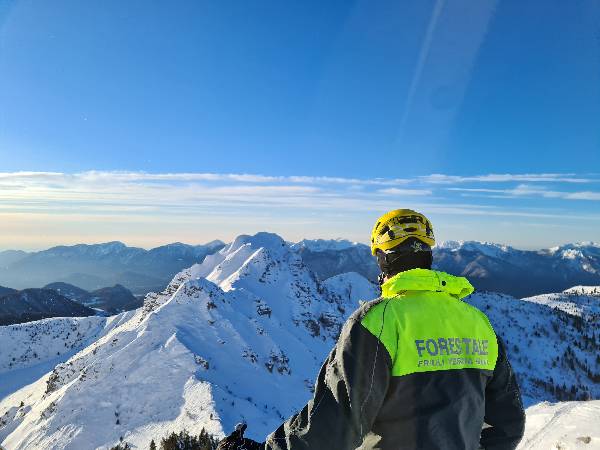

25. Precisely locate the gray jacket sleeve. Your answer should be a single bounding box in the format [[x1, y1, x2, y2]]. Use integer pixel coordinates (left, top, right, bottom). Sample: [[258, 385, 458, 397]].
[[481, 337, 526, 450], [265, 313, 392, 450]]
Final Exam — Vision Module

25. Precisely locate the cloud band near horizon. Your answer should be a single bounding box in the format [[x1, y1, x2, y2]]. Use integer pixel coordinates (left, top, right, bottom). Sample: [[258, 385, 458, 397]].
[[0, 171, 599, 251]]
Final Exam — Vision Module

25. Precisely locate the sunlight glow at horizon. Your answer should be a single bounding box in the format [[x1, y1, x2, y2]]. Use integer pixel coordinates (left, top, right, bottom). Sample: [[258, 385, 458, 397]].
[[1, 171, 599, 251]]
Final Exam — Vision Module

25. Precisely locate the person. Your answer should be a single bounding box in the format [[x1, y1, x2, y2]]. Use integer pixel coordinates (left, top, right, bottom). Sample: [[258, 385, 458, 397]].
[[218, 209, 525, 450]]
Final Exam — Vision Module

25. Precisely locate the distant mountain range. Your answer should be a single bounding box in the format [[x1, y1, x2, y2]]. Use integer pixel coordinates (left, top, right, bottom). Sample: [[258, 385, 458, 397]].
[[0, 240, 225, 295], [0, 289, 95, 326], [0, 286, 17, 296], [297, 239, 600, 298], [1, 238, 599, 298], [44, 282, 142, 314], [291, 239, 380, 283], [434, 241, 600, 297], [0, 283, 141, 325]]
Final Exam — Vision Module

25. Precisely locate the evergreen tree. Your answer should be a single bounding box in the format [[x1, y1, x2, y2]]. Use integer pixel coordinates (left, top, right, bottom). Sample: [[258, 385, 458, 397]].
[[158, 428, 219, 450], [110, 444, 131, 450]]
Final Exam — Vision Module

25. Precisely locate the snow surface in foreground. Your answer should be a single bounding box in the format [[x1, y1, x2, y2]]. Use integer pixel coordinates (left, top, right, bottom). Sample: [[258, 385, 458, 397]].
[[518, 400, 600, 450]]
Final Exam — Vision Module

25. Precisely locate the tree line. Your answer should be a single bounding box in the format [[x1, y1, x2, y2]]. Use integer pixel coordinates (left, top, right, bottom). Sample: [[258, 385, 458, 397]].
[[110, 429, 219, 450]]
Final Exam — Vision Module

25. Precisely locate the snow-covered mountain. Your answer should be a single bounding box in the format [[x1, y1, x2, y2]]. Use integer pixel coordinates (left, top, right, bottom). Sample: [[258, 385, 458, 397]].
[[0, 313, 135, 401], [0, 233, 597, 449], [296, 239, 600, 297], [0, 240, 225, 295], [293, 240, 380, 284], [290, 238, 358, 252], [435, 240, 600, 297], [466, 292, 599, 405], [0, 232, 378, 449], [523, 287, 600, 321], [4, 238, 599, 299]]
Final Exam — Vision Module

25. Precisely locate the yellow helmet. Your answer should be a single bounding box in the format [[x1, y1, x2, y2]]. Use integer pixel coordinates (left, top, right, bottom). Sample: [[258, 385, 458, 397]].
[[370, 209, 435, 255]]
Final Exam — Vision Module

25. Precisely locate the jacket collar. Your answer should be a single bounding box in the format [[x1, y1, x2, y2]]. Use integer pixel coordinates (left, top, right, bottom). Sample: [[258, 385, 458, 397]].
[[381, 268, 474, 300]]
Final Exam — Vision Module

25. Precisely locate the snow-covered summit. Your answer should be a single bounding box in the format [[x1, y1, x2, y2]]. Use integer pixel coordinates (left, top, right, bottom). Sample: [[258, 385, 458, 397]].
[[547, 241, 600, 253], [563, 285, 600, 295], [0, 233, 378, 450], [523, 287, 600, 321], [544, 242, 600, 261], [291, 238, 362, 252], [436, 240, 515, 257], [41, 241, 138, 259], [185, 232, 290, 288]]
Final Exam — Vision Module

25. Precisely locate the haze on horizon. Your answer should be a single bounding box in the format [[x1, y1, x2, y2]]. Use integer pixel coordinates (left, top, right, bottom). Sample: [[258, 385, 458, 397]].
[[1, 170, 599, 252], [1, 2, 599, 251]]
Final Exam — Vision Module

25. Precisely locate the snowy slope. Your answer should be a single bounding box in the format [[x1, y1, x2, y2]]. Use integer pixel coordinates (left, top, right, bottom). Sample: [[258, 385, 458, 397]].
[[0, 233, 378, 450], [467, 292, 599, 406], [295, 239, 600, 297], [0, 313, 136, 401], [0, 233, 598, 450], [517, 400, 600, 449], [0, 314, 134, 375], [523, 287, 600, 320], [564, 286, 600, 295]]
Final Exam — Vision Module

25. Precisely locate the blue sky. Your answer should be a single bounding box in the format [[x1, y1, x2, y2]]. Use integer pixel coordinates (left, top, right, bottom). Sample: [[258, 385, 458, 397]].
[[0, 1, 599, 250]]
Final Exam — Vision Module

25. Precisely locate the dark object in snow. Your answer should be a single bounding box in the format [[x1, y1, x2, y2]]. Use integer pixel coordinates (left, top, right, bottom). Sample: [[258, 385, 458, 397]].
[[217, 423, 263, 450]]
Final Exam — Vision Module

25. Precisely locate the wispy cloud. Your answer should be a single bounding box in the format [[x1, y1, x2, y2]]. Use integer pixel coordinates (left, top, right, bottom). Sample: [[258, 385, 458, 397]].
[[2, 171, 596, 187], [449, 184, 600, 201], [422, 173, 594, 184], [376, 188, 432, 196], [2, 172, 599, 214], [1, 171, 599, 249], [17, 171, 412, 186], [0, 171, 429, 215]]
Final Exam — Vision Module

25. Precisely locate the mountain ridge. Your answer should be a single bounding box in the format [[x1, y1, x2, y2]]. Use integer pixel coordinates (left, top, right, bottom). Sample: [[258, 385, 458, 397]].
[[297, 238, 600, 297], [0, 232, 597, 449], [0, 240, 226, 294], [0, 289, 96, 326], [3, 238, 599, 298], [0, 232, 379, 449]]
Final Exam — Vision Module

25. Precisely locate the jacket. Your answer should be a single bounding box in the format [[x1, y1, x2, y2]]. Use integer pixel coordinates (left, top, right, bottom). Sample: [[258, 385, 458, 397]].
[[265, 268, 525, 450]]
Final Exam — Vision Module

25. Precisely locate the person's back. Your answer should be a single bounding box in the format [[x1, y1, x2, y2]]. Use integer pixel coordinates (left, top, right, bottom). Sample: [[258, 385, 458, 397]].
[[357, 268, 523, 449], [218, 209, 525, 450]]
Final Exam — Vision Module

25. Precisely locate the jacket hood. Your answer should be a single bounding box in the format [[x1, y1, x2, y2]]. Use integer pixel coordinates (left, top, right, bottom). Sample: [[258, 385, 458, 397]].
[[381, 268, 474, 300]]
